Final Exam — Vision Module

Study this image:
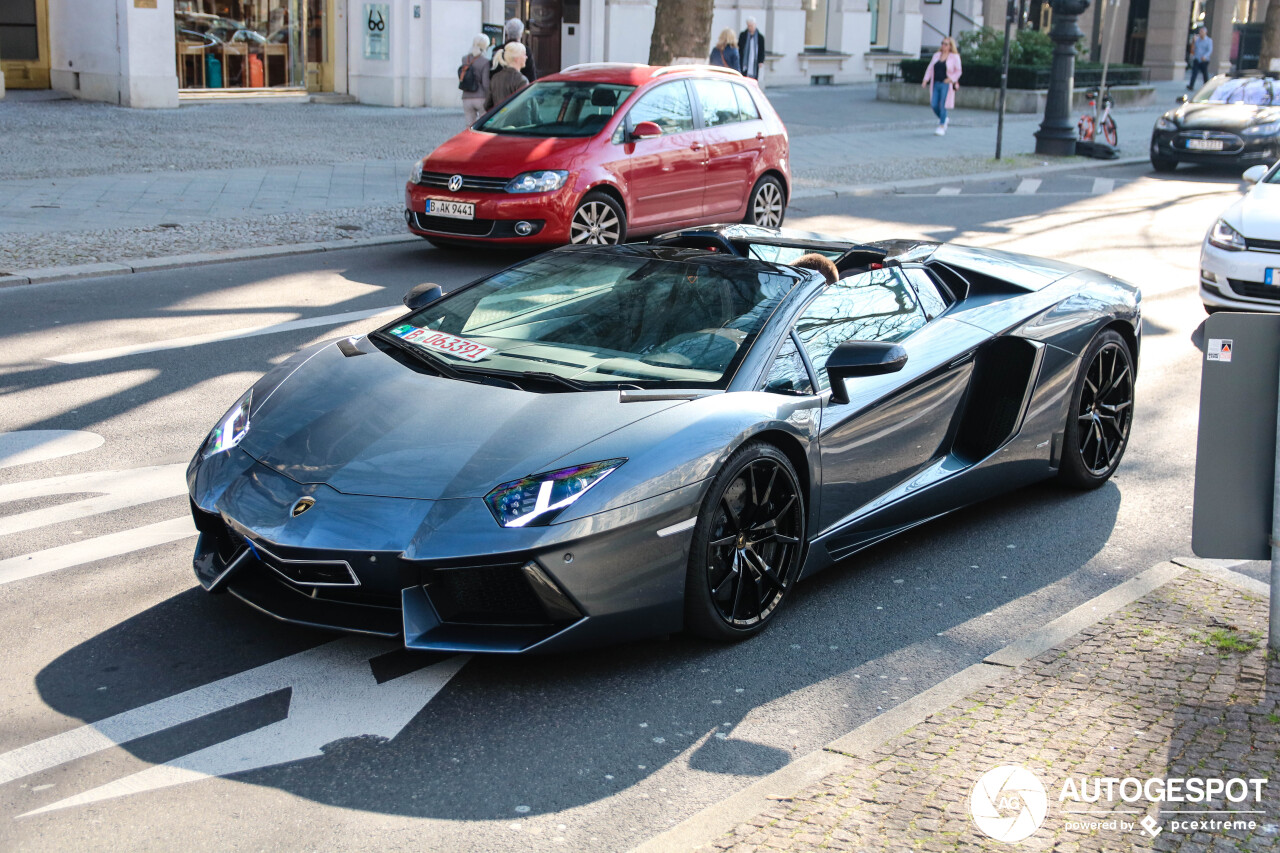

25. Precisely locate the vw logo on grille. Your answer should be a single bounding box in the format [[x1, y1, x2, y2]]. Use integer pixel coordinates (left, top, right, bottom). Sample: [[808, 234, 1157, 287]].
[[291, 497, 316, 518], [448, 174, 464, 192]]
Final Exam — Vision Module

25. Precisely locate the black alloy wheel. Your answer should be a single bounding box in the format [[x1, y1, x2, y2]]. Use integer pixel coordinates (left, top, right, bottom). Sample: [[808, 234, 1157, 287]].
[[743, 175, 786, 229], [570, 191, 626, 245], [685, 442, 805, 641], [1059, 329, 1135, 489]]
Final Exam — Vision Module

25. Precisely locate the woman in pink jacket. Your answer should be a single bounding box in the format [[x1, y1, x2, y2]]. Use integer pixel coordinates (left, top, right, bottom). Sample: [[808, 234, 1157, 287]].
[[921, 37, 962, 136]]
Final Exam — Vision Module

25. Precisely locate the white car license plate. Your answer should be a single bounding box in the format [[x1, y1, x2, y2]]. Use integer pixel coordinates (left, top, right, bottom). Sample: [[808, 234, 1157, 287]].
[[1266, 268, 1279, 285], [1186, 138, 1225, 151], [426, 198, 475, 219]]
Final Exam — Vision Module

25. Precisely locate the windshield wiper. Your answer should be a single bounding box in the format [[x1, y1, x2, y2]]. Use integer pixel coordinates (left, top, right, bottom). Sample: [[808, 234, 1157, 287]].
[[371, 330, 467, 381]]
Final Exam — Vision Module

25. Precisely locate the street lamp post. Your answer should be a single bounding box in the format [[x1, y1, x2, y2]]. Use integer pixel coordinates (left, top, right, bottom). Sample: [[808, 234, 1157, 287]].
[[1034, 0, 1090, 156]]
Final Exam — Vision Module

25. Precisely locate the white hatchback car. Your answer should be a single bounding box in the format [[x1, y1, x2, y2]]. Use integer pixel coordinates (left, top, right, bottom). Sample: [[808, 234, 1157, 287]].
[[1200, 162, 1280, 312]]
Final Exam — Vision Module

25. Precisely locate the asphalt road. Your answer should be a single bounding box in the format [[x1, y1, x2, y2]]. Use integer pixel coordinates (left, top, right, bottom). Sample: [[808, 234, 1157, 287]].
[[0, 162, 1259, 852]]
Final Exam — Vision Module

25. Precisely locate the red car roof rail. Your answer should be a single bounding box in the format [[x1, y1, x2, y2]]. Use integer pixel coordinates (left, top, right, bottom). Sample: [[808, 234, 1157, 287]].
[[651, 64, 743, 78], [559, 62, 649, 73]]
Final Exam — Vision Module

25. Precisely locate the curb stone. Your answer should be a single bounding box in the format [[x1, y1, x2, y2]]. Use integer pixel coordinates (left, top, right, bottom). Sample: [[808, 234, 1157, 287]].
[[789, 155, 1148, 201], [630, 559, 1191, 853], [0, 233, 423, 290]]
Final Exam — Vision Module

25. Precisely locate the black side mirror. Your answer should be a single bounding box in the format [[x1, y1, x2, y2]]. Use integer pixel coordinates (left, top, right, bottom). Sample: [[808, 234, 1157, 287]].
[[1176, 93, 1189, 104], [826, 340, 908, 405], [403, 283, 444, 310]]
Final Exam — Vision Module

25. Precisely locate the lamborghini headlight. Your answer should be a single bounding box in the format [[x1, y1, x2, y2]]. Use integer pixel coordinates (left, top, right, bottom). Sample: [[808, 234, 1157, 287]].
[[1243, 119, 1280, 137], [202, 390, 252, 458], [1155, 116, 1177, 132], [484, 458, 625, 528]]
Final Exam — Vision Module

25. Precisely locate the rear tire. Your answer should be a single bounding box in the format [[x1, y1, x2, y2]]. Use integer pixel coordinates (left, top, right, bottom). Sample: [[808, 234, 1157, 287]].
[[1058, 329, 1135, 489], [684, 442, 805, 642], [743, 175, 786, 229]]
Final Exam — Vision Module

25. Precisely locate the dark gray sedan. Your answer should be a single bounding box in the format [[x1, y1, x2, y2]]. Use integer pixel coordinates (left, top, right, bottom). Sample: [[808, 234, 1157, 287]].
[[187, 226, 1140, 653]]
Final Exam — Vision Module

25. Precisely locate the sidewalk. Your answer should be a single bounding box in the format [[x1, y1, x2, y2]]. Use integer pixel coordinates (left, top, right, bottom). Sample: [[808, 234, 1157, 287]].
[[665, 566, 1278, 852], [0, 80, 1186, 277]]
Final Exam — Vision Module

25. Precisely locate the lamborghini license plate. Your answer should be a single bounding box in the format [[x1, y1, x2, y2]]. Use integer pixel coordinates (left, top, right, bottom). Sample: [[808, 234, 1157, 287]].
[[1186, 138, 1225, 151]]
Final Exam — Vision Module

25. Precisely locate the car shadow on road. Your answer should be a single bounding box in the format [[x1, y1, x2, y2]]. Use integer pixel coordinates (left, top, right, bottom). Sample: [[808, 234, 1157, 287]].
[[23, 477, 1121, 823]]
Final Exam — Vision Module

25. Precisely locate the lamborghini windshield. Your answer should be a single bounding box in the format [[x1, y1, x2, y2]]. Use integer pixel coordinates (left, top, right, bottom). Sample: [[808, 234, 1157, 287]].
[[476, 81, 636, 137], [377, 251, 802, 389]]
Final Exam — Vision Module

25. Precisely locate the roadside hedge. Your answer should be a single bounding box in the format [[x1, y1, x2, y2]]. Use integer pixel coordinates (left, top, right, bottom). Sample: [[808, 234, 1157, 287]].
[[899, 59, 1148, 89]]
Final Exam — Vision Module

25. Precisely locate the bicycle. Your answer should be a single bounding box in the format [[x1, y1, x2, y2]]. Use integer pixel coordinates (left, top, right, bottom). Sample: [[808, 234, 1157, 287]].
[[1077, 86, 1118, 146]]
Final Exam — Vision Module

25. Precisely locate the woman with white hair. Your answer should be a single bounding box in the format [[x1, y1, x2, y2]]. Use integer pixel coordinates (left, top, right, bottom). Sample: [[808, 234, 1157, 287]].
[[459, 33, 491, 127], [493, 17, 538, 83], [485, 41, 529, 112]]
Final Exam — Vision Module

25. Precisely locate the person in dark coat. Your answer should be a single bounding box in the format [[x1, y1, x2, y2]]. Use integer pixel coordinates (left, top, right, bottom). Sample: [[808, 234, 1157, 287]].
[[494, 17, 538, 84], [485, 42, 529, 112], [709, 28, 739, 69], [738, 17, 765, 79]]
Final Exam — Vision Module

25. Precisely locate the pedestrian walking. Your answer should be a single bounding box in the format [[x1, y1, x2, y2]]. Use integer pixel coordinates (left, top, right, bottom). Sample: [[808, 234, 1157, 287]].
[[494, 17, 538, 84], [459, 34, 491, 127], [738, 17, 765, 79], [1189, 26, 1213, 91], [921, 37, 962, 136], [485, 42, 529, 112], [709, 28, 739, 70]]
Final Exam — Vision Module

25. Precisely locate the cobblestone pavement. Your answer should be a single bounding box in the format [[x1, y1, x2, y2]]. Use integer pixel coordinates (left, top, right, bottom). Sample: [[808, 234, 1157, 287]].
[[0, 81, 1185, 274], [712, 570, 1279, 852]]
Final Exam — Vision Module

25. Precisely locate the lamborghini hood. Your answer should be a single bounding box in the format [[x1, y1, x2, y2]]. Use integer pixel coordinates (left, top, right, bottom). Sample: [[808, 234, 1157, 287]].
[[237, 340, 684, 500]]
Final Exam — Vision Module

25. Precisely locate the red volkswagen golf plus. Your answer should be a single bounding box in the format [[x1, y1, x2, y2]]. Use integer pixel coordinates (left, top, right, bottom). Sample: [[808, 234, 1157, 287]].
[[404, 63, 790, 247]]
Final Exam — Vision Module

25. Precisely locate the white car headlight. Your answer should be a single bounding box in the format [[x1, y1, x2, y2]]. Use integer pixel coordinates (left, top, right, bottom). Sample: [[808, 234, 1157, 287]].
[[484, 459, 625, 527], [505, 170, 569, 193], [1155, 116, 1177, 131], [202, 391, 252, 458], [1208, 218, 1247, 251], [411, 159, 424, 184]]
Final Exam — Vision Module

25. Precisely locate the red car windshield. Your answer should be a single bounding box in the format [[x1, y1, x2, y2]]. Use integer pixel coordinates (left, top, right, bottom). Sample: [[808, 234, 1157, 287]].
[[477, 81, 636, 138]]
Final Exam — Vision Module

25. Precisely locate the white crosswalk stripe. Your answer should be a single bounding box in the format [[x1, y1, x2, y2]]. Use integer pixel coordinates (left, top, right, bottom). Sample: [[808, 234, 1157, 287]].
[[1015, 178, 1042, 195], [1091, 177, 1116, 195], [936, 186, 962, 195]]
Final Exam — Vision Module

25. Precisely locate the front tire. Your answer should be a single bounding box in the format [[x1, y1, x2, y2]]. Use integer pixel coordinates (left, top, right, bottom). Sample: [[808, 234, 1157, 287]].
[[570, 191, 626, 245], [1058, 329, 1135, 489], [743, 175, 786, 229], [684, 442, 805, 642], [1101, 116, 1118, 147], [1151, 151, 1178, 173]]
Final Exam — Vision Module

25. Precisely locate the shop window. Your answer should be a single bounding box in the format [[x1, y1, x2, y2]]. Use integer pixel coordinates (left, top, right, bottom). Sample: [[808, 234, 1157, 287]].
[[804, 0, 830, 49], [174, 0, 308, 90]]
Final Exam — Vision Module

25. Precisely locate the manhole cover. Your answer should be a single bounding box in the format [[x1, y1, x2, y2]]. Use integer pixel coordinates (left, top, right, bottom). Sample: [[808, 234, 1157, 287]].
[[158, 223, 181, 228], [335, 224, 363, 232]]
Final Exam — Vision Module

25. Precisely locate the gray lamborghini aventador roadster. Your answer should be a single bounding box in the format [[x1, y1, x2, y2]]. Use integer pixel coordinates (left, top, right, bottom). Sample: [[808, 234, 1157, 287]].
[[187, 225, 1140, 653]]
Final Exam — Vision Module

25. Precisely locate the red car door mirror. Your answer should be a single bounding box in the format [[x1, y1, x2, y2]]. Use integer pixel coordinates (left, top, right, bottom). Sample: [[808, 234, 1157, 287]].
[[631, 121, 663, 140]]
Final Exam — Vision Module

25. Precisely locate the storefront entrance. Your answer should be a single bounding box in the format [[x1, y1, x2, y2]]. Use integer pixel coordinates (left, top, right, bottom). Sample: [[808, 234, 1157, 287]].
[[175, 0, 332, 91], [0, 0, 50, 89]]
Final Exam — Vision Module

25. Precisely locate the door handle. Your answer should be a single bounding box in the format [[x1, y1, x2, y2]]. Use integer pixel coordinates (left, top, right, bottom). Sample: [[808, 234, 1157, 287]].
[[689, 142, 703, 151], [755, 132, 766, 141]]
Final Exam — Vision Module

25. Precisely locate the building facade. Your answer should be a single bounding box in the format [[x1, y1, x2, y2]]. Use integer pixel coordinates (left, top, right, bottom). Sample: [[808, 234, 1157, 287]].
[[0, 0, 1267, 108]]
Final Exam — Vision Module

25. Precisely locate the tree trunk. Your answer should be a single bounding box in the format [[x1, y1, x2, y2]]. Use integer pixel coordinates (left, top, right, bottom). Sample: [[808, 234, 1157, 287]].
[[1261, 0, 1280, 74], [648, 0, 715, 65]]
